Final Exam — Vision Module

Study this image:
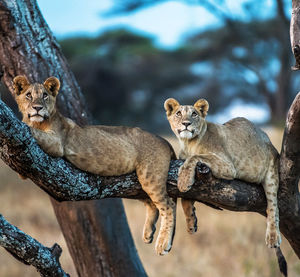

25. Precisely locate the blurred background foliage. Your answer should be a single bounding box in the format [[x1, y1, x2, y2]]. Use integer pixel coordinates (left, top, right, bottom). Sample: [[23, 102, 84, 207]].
[[60, 0, 297, 131], [1, 0, 297, 131]]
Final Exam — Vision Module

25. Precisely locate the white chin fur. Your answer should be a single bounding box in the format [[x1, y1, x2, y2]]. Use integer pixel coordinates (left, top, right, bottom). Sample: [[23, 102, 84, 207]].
[[30, 116, 44, 122], [179, 130, 193, 139]]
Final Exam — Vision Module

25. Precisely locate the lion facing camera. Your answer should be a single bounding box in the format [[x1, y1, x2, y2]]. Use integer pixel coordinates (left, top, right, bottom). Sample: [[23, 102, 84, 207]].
[[164, 97, 281, 249]]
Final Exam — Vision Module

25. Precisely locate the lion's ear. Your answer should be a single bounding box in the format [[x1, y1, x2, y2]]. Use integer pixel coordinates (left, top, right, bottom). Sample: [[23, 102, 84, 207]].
[[164, 98, 180, 116], [44, 77, 60, 96], [13, 76, 30, 96], [194, 99, 209, 118]]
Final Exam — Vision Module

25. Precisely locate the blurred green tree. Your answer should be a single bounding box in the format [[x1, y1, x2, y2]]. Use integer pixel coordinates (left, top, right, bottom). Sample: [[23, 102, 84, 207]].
[[60, 29, 198, 130], [98, 0, 295, 124], [1, 0, 294, 129]]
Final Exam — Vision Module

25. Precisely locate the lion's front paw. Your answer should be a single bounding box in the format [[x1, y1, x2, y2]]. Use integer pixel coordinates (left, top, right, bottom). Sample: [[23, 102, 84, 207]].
[[155, 232, 173, 256], [178, 166, 195, 192], [265, 228, 281, 248]]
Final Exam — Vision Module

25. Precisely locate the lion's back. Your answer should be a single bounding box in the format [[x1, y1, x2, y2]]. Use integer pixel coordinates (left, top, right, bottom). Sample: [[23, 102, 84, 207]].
[[222, 117, 278, 182]]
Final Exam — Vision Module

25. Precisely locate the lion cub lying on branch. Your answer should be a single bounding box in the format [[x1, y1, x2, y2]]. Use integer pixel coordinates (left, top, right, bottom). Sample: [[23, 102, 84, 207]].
[[14, 75, 178, 256], [164, 98, 281, 249]]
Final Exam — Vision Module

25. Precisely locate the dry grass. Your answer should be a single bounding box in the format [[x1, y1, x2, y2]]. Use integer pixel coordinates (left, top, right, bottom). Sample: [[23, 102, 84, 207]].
[[0, 163, 77, 277], [0, 127, 299, 276]]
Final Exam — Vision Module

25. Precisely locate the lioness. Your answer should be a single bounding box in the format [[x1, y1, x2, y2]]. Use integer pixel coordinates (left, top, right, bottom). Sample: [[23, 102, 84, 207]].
[[164, 98, 281, 249], [13, 75, 178, 255]]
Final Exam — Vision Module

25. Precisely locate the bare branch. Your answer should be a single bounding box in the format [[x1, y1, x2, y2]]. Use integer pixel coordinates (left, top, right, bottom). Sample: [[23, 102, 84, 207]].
[[0, 214, 69, 277]]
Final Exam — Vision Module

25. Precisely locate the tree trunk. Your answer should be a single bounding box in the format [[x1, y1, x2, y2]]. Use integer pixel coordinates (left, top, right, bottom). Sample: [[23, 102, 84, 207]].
[[0, 1, 146, 276], [273, 0, 291, 123]]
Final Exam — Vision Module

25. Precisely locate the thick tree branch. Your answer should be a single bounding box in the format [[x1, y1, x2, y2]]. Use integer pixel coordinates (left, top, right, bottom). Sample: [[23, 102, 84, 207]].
[[0, 98, 266, 211], [1, 90, 300, 258], [278, 92, 300, 257], [280, 92, 300, 194], [0, 215, 69, 277]]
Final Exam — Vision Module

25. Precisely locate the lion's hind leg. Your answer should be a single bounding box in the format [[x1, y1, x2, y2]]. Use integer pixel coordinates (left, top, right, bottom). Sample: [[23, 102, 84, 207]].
[[263, 159, 281, 248], [136, 160, 176, 256], [141, 199, 159, 243]]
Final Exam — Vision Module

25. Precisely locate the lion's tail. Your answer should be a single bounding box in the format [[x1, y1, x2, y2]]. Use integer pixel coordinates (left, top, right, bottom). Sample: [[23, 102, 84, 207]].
[[276, 247, 288, 277]]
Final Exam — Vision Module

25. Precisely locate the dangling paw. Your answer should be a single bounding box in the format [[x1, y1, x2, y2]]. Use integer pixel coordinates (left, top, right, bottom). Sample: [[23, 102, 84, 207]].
[[265, 227, 281, 248], [142, 224, 156, 244], [155, 231, 173, 256]]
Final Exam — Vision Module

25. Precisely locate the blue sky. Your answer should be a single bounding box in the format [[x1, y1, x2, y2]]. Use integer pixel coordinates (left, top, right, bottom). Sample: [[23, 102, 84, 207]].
[[37, 0, 279, 49], [37, 0, 221, 48]]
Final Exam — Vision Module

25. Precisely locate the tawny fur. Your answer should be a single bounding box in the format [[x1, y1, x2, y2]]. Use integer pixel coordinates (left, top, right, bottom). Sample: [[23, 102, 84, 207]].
[[13, 75, 179, 256], [164, 98, 281, 249]]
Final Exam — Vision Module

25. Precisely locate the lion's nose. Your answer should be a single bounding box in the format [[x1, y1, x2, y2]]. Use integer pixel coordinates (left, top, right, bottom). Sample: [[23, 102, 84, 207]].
[[33, 105, 43, 112], [182, 121, 191, 127]]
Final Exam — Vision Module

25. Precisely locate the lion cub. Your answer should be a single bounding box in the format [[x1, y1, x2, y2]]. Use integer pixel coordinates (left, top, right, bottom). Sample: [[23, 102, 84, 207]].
[[13, 75, 176, 255], [164, 98, 281, 249]]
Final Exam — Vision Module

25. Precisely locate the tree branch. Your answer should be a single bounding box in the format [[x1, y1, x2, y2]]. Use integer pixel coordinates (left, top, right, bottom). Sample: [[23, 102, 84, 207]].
[[0, 98, 266, 211], [1, 89, 300, 260], [0, 214, 69, 277], [280, 92, 300, 194]]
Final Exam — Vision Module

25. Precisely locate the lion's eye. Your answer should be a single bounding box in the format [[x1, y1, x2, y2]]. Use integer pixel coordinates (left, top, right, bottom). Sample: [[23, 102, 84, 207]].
[[176, 111, 182, 117], [192, 111, 198, 118], [26, 92, 32, 100], [43, 92, 48, 99]]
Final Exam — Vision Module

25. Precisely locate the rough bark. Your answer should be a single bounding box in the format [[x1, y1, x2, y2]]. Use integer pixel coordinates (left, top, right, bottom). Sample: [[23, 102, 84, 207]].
[[0, 93, 300, 259], [283, 0, 300, 257], [278, 93, 300, 257], [291, 0, 300, 70], [0, 1, 146, 276], [0, 215, 69, 277]]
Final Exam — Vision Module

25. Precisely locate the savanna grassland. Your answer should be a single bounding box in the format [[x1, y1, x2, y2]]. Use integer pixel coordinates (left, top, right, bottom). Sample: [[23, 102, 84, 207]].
[[0, 128, 299, 277]]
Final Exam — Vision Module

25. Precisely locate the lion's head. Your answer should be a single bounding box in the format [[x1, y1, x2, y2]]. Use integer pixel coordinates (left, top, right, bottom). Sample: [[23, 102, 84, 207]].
[[164, 98, 209, 140], [13, 76, 60, 124]]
